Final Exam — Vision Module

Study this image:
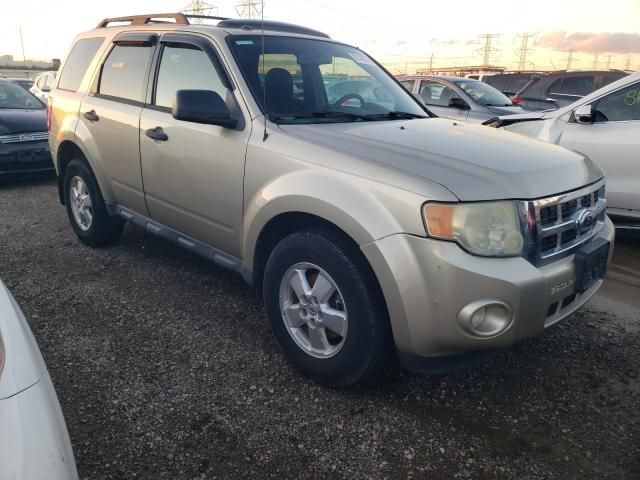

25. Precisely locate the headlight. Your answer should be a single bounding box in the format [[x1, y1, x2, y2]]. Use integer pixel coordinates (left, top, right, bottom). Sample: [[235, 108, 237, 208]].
[[423, 201, 525, 257]]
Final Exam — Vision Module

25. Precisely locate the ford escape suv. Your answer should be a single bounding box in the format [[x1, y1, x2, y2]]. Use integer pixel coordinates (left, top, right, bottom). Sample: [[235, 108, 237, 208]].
[[49, 13, 614, 386]]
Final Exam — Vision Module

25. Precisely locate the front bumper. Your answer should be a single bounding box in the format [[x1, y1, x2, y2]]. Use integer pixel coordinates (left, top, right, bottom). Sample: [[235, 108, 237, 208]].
[[362, 216, 615, 358], [0, 141, 53, 174]]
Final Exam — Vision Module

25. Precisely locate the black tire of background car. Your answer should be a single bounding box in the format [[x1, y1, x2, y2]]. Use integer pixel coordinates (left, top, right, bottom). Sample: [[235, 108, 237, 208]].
[[263, 228, 393, 387], [63, 157, 123, 247]]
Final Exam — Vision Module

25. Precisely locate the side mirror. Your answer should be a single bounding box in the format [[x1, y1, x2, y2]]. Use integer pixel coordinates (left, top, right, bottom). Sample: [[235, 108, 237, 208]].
[[172, 90, 237, 128], [574, 104, 593, 124], [41, 85, 52, 93], [449, 97, 469, 110]]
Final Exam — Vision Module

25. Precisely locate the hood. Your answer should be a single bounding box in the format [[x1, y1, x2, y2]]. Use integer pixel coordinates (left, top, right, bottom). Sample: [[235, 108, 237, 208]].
[[0, 108, 47, 135], [485, 105, 525, 116], [279, 118, 604, 201]]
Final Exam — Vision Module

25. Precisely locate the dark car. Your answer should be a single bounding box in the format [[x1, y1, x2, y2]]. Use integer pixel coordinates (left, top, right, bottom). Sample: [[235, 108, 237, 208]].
[[0, 79, 52, 175], [483, 72, 542, 98], [6, 78, 35, 91], [511, 70, 628, 111]]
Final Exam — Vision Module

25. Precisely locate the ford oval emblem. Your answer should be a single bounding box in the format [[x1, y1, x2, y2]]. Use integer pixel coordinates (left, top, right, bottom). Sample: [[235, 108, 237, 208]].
[[577, 209, 596, 234]]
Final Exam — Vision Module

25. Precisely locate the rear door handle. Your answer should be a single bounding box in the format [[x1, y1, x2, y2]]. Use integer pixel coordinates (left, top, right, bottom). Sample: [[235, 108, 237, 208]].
[[145, 126, 168, 142], [83, 110, 99, 122]]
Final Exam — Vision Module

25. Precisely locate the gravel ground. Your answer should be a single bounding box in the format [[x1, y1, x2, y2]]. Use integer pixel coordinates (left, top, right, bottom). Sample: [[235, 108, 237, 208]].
[[1, 176, 639, 479]]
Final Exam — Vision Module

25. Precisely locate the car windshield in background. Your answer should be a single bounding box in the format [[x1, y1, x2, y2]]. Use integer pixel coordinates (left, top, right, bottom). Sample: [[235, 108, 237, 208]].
[[229, 35, 426, 123], [454, 80, 513, 107], [0, 81, 44, 109]]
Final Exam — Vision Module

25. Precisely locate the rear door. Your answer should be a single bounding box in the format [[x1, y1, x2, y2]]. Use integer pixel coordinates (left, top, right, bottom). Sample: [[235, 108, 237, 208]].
[[77, 33, 157, 215], [559, 81, 640, 217], [139, 33, 249, 256]]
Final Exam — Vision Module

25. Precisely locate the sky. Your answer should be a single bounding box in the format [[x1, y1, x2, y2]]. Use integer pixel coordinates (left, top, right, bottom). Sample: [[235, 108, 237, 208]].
[[2, 0, 640, 72]]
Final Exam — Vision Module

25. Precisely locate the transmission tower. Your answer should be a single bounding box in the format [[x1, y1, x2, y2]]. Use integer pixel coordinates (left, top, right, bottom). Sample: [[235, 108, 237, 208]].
[[514, 32, 536, 71], [235, 0, 264, 18], [181, 1, 219, 23], [592, 53, 599, 69], [476, 34, 501, 67], [564, 49, 575, 69]]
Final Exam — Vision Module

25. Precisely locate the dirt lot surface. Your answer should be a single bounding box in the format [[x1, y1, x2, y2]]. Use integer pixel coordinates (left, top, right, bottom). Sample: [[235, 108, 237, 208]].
[[1, 176, 639, 479]]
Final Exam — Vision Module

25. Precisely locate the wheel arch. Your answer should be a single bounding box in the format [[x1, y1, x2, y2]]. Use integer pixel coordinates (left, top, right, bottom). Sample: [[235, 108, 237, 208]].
[[55, 140, 113, 205]]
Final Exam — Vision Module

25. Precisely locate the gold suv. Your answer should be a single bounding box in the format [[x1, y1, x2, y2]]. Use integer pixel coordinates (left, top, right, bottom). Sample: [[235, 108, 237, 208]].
[[49, 13, 614, 386]]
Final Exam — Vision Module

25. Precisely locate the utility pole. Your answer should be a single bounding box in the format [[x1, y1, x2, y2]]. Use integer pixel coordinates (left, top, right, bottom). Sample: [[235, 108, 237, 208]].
[[181, 1, 219, 23], [235, 0, 264, 18], [427, 53, 433, 74], [515, 32, 536, 71], [19, 27, 26, 62], [477, 33, 501, 67], [592, 53, 599, 69]]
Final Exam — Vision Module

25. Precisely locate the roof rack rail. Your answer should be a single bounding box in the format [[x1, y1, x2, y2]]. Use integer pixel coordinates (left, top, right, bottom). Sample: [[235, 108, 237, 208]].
[[217, 19, 330, 38], [97, 13, 190, 28]]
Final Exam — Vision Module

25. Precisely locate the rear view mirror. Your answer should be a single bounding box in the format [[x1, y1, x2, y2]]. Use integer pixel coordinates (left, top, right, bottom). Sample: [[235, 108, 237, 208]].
[[172, 90, 237, 128], [574, 104, 593, 124], [449, 97, 469, 110]]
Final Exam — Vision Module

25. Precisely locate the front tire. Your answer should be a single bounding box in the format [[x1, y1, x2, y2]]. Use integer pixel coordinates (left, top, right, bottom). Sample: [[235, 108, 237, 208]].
[[63, 158, 123, 247], [263, 229, 392, 387]]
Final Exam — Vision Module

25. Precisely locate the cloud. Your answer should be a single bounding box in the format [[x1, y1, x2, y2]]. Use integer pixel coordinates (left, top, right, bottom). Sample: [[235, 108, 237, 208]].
[[537, 31, 640, 53]]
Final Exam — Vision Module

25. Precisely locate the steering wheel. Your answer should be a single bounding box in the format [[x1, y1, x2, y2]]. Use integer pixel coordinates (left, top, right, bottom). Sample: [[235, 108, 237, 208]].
[[333, 93, 365, 108]]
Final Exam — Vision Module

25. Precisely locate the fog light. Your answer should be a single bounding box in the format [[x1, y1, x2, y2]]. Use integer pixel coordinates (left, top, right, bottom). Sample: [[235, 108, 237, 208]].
[[458, 299, 513, 337]]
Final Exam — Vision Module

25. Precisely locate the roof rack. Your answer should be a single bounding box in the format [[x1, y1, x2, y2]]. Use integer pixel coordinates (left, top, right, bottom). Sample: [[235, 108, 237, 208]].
[[96, 13, 330, 39], [96, 13, 230, 28]]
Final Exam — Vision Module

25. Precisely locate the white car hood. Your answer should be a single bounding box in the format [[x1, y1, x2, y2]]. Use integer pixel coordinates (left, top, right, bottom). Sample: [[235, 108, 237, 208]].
[[279, 118, 604, 201]]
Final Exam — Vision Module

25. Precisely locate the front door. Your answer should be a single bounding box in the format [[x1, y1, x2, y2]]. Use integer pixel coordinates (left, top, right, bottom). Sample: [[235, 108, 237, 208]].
[[560, 81, 640, 217], [139, 34, 249, 256]]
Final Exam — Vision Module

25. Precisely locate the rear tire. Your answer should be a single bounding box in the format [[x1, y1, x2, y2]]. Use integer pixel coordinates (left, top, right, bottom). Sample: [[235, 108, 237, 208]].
[[63, 158, 123, 247], [263, 228, 392, 387]]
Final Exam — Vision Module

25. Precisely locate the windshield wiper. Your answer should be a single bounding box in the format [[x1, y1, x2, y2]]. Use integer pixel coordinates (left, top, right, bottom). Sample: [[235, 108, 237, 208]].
[[363, 111, 427, 120], [269, 111, 373, 123]]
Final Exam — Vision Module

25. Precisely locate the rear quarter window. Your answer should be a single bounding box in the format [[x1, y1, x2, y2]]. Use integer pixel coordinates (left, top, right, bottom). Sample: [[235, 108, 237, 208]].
[[58, 37, 105, 92]]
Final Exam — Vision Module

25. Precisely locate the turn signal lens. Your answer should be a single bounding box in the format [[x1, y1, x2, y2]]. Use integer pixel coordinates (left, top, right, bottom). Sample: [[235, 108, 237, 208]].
[[423, 204, 455, 238]]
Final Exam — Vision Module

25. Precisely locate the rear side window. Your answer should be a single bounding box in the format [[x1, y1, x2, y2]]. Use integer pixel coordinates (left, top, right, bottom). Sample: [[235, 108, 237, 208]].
[[484, 75, 507, 91], [154, 44, 226, 109], [99, 44, 154, 102], [550, 76, 594, 96], [400, 80, 415, 91], [58, 38, 104, 91], [506, 76, 531, 93]]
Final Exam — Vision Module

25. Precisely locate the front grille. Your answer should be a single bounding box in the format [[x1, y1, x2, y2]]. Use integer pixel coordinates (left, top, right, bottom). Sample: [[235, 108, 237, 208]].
[[524, 181, 606, 265]]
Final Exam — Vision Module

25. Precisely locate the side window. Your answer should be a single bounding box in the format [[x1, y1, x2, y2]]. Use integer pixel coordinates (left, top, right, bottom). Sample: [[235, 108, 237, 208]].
[[593, 82, 640, 122], [99, 44, 154, 103], [419, 81, 459, 107], [548, 79, 563, 94], [400, 80, 415, 91], [58, 37, 104, 91], [154, 44, 226, 109], [561, 76, 594, 96]]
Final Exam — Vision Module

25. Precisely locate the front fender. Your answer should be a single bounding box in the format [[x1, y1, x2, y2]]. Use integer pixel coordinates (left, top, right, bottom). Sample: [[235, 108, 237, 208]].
[[242, 169, 429, 269]]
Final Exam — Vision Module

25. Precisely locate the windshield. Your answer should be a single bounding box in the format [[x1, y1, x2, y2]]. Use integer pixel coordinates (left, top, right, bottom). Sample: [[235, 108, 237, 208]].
[[228, 35, 427, 123], [453, 79, 513, 107], [0, 81, 43, 110]]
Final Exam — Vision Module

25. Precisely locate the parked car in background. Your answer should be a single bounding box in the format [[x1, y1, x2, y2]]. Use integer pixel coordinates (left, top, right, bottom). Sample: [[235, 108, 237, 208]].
[[6, 77, 35, 91], [512, 70, 628, 111], [51, 13, 613, 386], [486, 73, 640, 225], [399, 75, 524, 123], [29, 71, 57, 102], [0, 79, 53, 175], [0, 280, 79, 479], [483, 72, 542, 98], [326, 78, 395, 109]]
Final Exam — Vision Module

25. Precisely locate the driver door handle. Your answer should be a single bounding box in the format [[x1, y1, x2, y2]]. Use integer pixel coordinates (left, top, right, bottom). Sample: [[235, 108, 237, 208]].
[[145, 126, 168, 142], [83, 110, 99, 122]]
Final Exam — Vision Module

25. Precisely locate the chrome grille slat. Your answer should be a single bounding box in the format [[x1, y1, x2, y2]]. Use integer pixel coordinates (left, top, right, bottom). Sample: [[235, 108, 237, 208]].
[[521, 180, 606, 266], [0, 132, 49, 144]]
